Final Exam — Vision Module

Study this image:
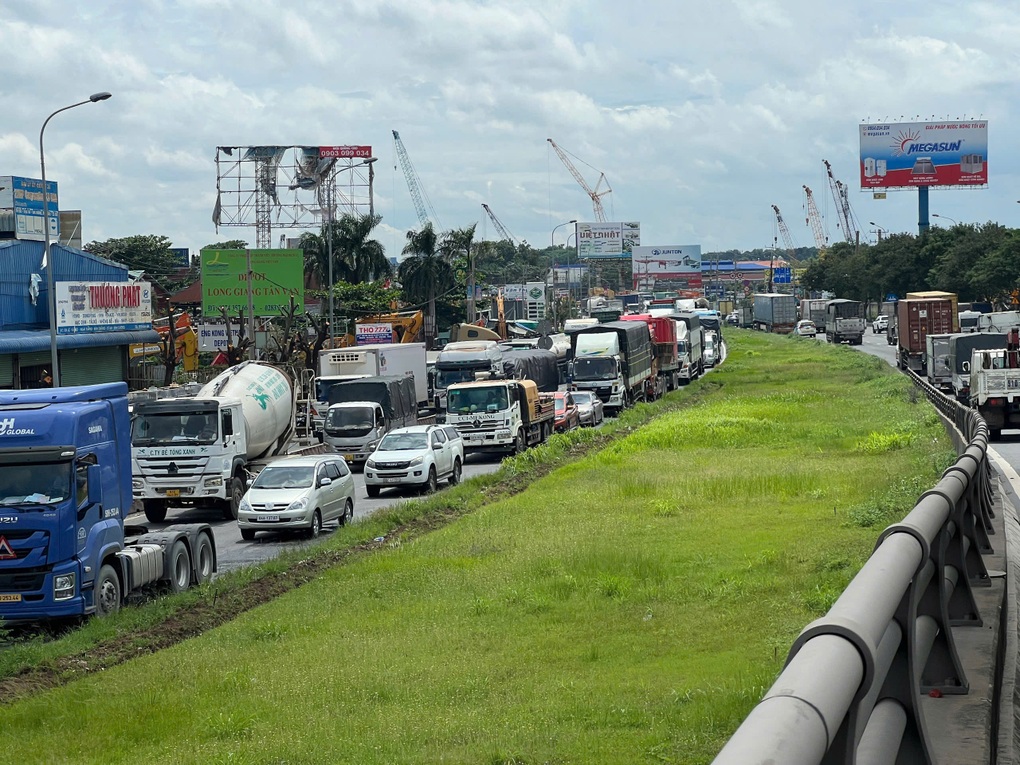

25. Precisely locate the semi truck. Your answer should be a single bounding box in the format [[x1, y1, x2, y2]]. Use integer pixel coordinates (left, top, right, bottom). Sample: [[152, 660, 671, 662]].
[[569, 321, 653, 414], [501, 347, 560, 393], [906, 291, 959, 332], [432, 341, 504, 415], [752, 294, 797, 334], [620, 314, 680, 396], [800, 299, 828, 332], [825, 299, 866, 345], [968, 330, 1020, 440], [322, 376, 419, 466], [948, 332, 1008, 402], [0, 383, 216, 623], [445, 379, 554, 455], [131, 362, 298, 523], [896, 297, 955, 372]]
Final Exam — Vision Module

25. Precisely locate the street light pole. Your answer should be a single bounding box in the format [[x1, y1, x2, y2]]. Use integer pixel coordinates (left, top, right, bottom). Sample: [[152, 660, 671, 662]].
[[40, 92, 112, 387], [931, 213, 957, 226], [550, 218, 577, 310]]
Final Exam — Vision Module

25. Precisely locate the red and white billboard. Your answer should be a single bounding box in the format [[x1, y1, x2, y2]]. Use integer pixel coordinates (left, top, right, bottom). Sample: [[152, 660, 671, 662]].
[[632, 245, 703, 291], [859, 121, 988, 189], [319, 146, 373, 159]]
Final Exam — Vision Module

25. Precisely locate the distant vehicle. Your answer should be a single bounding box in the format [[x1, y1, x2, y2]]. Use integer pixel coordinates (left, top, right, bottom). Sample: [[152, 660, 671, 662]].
[[704, 332, 719, 367], [364, 425, 464, 496], [726, 312, 739, 326], [552, 391, 581, 432], [237, 454, 355, 540], [571, 390, 604, 427], [825, 299, 866, 345], [794, 319, 817, 338], [872, 315, 889, 334]]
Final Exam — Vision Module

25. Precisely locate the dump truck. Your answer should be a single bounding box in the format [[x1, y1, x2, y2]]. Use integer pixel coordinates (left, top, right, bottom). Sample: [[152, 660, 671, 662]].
[[752, 293, 797, 334], [569, 321, 653, 413], [896, 297, 955, 372], [0, 383, 215, 623], [445, 379, 554, 454], [825, 299, 866, 345], [322, 376, 419, 466]]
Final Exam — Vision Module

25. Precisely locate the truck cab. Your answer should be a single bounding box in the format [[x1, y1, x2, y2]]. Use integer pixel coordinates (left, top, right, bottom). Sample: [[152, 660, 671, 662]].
[[571, 333, 624, 408], [432, 341, 504, 414], [323, 402, 384, 464], [445, 379, 552, 454]]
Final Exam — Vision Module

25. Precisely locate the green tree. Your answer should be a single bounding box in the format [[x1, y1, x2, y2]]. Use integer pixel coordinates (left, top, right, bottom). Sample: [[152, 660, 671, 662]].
[[203, 239, 248, 250], [399, 223, 454, 348], [299, 223, 354, 290], [336, 213, 391, 284], [83, 234, 194, 293]]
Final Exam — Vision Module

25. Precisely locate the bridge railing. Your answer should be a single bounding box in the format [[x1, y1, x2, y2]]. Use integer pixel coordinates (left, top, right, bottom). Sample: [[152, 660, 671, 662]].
[[713, 371, 996, 764]]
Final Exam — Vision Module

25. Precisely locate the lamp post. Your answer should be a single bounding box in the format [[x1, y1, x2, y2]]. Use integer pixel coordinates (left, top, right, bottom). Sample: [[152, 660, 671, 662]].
[[40, 92, 112, 387], [551, 219, 576, 304], [932, 213, 957, 226], [869, 221, 887, 242]]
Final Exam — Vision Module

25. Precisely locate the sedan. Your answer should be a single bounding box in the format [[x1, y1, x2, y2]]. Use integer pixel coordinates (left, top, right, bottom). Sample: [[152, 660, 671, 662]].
[[238, 455, 355, 541], [794, 320, 817, 338], [553, 391, 581, 432], [571, 390, 604, 427]]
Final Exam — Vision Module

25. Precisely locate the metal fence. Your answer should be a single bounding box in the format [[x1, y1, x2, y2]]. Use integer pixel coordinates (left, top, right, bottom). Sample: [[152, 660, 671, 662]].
[[713, 372, 997, 764]]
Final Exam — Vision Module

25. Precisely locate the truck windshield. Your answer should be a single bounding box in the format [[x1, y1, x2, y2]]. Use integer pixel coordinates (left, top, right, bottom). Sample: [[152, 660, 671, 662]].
[[0, 462, 72, 506], [131, 412, 218, 446], [435, 368, 478, 388], [447, 387, 509, 414], [572, 357, 617, 381], [677, 340, 687, 354], [325, 406, 375, 436]]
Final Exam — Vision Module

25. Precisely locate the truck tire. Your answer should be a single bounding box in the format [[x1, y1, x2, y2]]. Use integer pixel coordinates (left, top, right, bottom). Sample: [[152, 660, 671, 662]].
[[95, 564, 121, 618], [193, 532, 214, 585], [512, 429, 525, 455], [167, 540, 192, 594], [366, 485, 380, 498], [449, 458, 462, 486], [223, 477, 243, 521], [143, 500, 168, 523]]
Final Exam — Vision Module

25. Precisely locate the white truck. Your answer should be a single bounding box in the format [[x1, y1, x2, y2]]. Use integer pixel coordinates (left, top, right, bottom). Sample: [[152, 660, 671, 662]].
[[968, 331, 1020, 441], [445, 379, 554, 455], [131, 362, 299, 522], [321, 376, 419, 466], [314, 343, 428, 432], [925, 334, 954, 393], [432, 341, 504, 415]]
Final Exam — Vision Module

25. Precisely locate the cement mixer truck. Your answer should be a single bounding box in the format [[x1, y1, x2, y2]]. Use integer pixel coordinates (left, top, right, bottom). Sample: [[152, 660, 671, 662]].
[[131, 362, 300, 522]]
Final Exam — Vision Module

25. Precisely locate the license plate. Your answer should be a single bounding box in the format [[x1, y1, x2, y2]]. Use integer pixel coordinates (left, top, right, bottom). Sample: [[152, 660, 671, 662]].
[[0, 594, 22, 602], [165, 489, 181, 498], [260, 515, 280, 522], [385, 477, 402, 484], [344, 454, 355, 461]]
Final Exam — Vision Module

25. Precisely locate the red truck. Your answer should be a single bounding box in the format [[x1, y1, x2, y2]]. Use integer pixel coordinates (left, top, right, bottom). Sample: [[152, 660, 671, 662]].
[[621, 314, 680, 398], [897, 297, 956, 373]]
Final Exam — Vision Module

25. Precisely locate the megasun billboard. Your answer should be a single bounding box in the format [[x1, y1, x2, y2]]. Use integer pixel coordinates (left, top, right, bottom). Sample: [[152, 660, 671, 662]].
[[859, 121, 988, 189]]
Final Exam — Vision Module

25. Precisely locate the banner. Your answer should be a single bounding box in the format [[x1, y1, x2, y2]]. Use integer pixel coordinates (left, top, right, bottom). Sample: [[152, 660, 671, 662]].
[[577, 222, 640, 260], [0, 176, 59, 241], [356, 322, 394, 345], [632, 245, 702, 290], [55, 281, 152, 335], [859, 121, 988, 189], [200, 249, 304, 316]]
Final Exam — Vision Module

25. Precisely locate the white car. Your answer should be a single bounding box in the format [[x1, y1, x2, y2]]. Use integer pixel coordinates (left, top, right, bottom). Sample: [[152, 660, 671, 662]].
[[873, 315, 889, 334], [365, 425, 464, 497], [704, 333, 719, 367], [794, 319, 817, 338], [238, 454, 356, 541]]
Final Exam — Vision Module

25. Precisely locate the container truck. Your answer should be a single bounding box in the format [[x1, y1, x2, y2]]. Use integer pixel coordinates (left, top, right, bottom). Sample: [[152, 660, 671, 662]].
[[569, 321, 653, 413], [925, 334, 954, 393], [968, 330, 1020, 440], [620, 314, 680, 395], [896, 298, 955, 372], [131, 362, 298, 522], [0, 383, 216, 623], [906, 291, 959, 332], [800, 299, 828, 332], [432, 341, 505, 415], [672, 312, 705, 383], [322, 376, 419, 466], [948, 332, 1008, 402], [825, 299, 866, 345], [445, 379, 554, 454], [501, 348, 560, 393], [752, 294, 797, 334]]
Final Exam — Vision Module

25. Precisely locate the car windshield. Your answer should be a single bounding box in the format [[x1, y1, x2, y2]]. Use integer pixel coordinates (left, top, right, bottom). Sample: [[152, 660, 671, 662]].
[[378, 432, 429, 451], [325, 405, 375, 435], [0, 461, 73, 505], [252, 466, 314, 489], [447, 386, 509, 414], [573, 357, 617, 381], [572, 392, 593, 406], [131, 411, 217, 445]]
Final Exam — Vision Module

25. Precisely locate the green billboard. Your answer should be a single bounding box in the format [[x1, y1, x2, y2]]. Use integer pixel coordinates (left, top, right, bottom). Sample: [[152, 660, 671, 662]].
[[200, 249, 304, 316]]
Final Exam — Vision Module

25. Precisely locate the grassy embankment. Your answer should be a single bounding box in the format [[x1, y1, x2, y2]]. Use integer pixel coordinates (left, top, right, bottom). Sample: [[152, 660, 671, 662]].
[[0, 332, 954, 764]]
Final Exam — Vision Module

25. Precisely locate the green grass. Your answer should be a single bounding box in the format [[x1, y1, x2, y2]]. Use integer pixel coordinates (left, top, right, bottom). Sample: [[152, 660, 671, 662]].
[[0, 331, 955, 764]]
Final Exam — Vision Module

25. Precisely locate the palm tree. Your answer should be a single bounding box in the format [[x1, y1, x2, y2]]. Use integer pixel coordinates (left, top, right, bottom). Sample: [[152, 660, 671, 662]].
[[399, 223, 454, 348], [335, 213, 391, 284], [441, 224, 478, 322], [298, 223, 353, 290]]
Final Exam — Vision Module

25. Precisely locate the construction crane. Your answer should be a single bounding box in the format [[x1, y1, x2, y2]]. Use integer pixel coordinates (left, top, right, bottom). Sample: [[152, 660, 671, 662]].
[[771, 205, 798, 265], [392, 130, 442, 229], [823, 159, 861, 245], [802, 186, 829, 256], [547, 138, 611, 222], [481, 203, 519, 246]]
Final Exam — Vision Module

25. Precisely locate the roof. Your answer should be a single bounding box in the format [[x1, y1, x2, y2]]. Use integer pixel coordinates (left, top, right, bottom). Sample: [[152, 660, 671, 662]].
[[0, 328, 159, 354], [169, 281, 202, 304]]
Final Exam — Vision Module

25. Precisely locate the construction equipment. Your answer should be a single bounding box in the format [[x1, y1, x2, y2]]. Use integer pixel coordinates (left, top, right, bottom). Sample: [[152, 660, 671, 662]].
[[823, 159, 862, 245], [392, 130, 441, 229], [802, 186, 829, 255], [547, 138, 611, 221], [153, 312, 199, 372], [481, 203, 519, 245], [771, 205, 798, 265], [354, 310, 424, 344]]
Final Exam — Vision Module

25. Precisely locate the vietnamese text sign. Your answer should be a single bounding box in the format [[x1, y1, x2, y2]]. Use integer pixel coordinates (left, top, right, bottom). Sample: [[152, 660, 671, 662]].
[[859, 121, 988, 189], [577, 222, 640, 260], [356, 322, 394, 345], [0, 176, 59, 241], [319, 146, 373, 159], [200, 249, 304, 316], [632, 245, 703, 290], [56, 281, 153, 335]]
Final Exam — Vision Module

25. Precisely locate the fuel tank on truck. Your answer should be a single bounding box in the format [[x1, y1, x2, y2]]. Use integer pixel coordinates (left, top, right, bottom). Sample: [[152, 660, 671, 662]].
[[197, 362, 294, 459]]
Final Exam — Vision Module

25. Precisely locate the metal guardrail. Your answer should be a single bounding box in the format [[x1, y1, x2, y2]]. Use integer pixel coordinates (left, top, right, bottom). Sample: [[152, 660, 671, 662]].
[[713, 371, 997, 764]]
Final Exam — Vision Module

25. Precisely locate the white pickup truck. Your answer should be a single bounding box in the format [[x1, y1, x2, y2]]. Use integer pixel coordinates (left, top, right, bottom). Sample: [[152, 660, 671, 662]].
[[968, 341, 1020, 441], [364, 424, 465, 496]]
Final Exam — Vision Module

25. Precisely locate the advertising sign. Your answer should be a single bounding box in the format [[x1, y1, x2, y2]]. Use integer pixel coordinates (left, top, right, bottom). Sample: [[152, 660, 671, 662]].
[[859, 121, 988, 189], [319, 146, 373, 159], [577, 222, 640, 260], [169, 247, 190, 267], [632, 245, 702, 290], [356, 322, 394, 345], [55, 281, 153, 335], [196, 323, 236, 352], [200, 249, 304, 316], [0, 176, 59, 241]]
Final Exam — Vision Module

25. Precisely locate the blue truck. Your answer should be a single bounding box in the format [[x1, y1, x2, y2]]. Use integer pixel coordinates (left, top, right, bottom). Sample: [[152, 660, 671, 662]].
[[0, 383, 215, 623]]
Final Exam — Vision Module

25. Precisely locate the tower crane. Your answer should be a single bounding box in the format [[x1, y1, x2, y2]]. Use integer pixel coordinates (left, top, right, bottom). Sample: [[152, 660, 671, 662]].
[[547, 138, 611, 222], [771, 204, 798, 265], [481, 203, 519, 246], [823, 159, 861, 244], [392, 130, 442, 229], [802, 186, 829, 256]]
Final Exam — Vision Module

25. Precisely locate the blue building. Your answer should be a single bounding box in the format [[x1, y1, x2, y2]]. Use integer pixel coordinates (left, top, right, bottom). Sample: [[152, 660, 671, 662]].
[[0, 240, 158, 388]]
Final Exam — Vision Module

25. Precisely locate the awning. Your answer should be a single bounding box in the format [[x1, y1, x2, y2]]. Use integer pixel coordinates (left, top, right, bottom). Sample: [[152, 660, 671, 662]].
[[0, 329, 160, 355]]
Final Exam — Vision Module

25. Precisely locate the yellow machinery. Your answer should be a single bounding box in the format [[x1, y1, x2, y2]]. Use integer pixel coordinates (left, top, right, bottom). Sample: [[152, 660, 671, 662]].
[[152, 312, 199, 371], [354, 310, 424, 344]]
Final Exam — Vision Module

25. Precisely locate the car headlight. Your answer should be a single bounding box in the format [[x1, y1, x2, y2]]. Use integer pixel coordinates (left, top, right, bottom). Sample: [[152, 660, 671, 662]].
[[366, 459, 376, 469], [204, 476, 223, 488], [287, 497, 308, 512], [239, 497, 252, 513], [366, 441, 379, 450], [54, 573, 75, 600], [408, 456, 423, 467]]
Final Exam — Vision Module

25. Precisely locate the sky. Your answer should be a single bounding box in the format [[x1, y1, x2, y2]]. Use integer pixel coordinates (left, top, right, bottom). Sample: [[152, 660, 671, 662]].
[[1, 0, 1018, 263]]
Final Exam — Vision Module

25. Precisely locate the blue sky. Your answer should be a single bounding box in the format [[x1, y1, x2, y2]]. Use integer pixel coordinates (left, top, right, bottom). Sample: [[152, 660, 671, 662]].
[[1, 0, 1017, 260]]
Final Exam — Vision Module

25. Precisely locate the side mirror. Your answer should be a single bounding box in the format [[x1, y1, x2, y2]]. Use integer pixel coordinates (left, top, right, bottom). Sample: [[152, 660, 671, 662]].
[[318, 476, 333, 487], [962, 361, 970, 373], [433, 443, 443, 451]]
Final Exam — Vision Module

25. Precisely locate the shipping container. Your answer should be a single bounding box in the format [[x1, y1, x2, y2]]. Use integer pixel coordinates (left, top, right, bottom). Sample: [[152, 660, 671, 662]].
[[753, 294, 797, 333], [896, 298, 955, 372], [799, 299, 828, 331], [905, 291, 958, 332]]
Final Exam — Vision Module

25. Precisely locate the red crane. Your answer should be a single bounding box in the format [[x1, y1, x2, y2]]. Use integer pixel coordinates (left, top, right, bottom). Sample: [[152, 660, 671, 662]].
[[547, 138, 612, 221]]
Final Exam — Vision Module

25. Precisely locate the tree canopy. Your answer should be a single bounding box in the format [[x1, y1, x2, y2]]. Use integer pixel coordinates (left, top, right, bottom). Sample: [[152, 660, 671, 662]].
[[84, 234, 195, 293]]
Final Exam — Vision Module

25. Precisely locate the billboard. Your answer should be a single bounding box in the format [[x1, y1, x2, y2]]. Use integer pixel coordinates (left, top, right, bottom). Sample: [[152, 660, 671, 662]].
[[632, 245, 702, 290], [0, 176, 59, 241], [577, 222, 640, 260], [319, 145, 373, 159], [200, 249, 304, 316], [356, 322, 394, 345], [55, 281, 153, 335], [859, 121, 988, 189]]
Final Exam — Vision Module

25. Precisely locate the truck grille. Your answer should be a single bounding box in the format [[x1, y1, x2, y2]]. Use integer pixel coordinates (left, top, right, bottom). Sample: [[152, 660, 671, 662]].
[[137, 455, 211, 477], [0, 570, 46, 592], [0, 530, 49, 569], [374, 461, 410, 470]]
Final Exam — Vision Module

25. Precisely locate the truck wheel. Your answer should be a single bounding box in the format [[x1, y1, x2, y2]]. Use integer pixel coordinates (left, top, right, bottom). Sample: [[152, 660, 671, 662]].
[[512, 429, 525, 455], [240, 528, 257, 541], [193, 532, 214, 585], [449, 458, 462, 486], [167, 540, 192, 594], [366, 485, 380, 498], [308, 510, 322, 538], [95, 564, 121, 618], [223, 477, 243, 521], [424, 468, 438, 494], [143, 500, 168, 523]]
